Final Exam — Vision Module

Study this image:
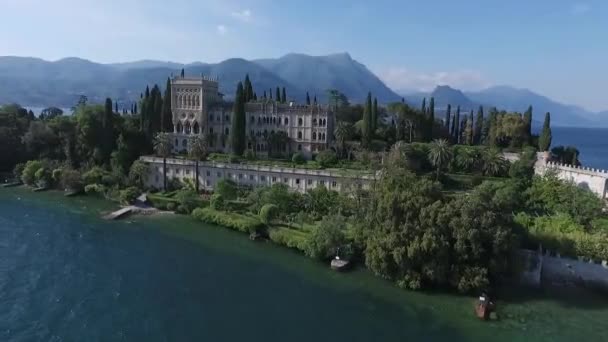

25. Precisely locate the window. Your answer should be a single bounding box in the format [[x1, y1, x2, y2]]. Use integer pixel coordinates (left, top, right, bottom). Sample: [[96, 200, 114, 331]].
[[298, 118, 303, 126], [250, 116, 255, 123], [225, 127, 229, 135], [206, 180, 211, 186], [297, 131, 302, 139], [312, 132, 317, 140], [285, 117, 289, 125], [272, 177, 277, 182], [176, 168, 181, 175], [295, 178, 300, 185], [261, 176, 266, 181], [320, 180, 325, 187], [186, 170, 190, 175], [228, 173, 232, 178], [239, 174, 243, 179], [225, 114, 230, 122], [307, 179, 313, 185], [174, 138, 178, 146], [210, 127, 214, 134], [283, 178, 288, 183], [217, 172, 222, 177], [206, 171, 211, 176], [331, 181, 337, 188], [313, 118, 317, 126], [182, 139, 187, 148], [210, 114, 214, 122], [298, 144, 302, 151], [249, 175, 254, 180]]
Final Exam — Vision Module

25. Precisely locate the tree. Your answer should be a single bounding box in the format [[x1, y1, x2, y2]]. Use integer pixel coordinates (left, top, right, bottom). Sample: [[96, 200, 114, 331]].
[[305, 214, 348, 260], [316, 150, 338, 168], [275, 87, 281, 103], [128, 160, 148, 189], [427, 97, 435, 140], [372, 97, 378, 133], [454, 106, 461, 143], [216, 179, 238, 200], [40, 107, 63, 120], [244, 74, 253, 102], [153, 132, 172, 191], [362, 92, 372, 146], [538, 112, 552, 151], [421, 98, 427, 114], [481, 148, 508, 176], [306, 92, 311, 105], [334, 121, 353, 158], [281, 87, 286, 103], [231, 82, 246, 155], [259, 204, 279, 225], [21, 160, 44, 185], [523, 105, 533, 143], [188, 135, 208, 193], [161, 77, 173, 132], [465, 110, 474, 145], [487, 108, 499, 146], [474, 106, 484, 145], [444, 104, 451, 129], [180, 68, 185, 77], [428, 139, 453, 180]]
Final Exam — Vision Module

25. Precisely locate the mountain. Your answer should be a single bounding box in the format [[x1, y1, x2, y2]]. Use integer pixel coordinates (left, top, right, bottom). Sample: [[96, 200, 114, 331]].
[[254, 53, 401, 103], [0, 53, 398, 109], [465, 86, 608, 127]]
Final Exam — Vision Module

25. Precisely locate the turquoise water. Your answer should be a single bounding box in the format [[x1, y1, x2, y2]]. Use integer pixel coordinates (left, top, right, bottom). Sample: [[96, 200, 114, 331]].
[[1, 189, 608, 341]]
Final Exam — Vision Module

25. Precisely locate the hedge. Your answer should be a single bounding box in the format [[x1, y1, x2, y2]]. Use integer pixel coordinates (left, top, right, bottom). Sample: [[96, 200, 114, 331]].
[[268, 227, 309, 252], [148, 194, 179, 210], [192, 208, 264, 233]]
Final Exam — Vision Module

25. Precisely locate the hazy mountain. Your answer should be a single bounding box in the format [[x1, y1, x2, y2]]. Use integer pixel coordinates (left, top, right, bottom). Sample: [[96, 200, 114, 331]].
[[109, 60, 186, 70], [254, 53, 401, 103]]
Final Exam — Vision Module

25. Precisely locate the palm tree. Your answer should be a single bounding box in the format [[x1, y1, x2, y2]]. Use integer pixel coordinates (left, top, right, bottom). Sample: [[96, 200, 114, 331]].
[[153, 132, 173, 191], [455, 147, 480, 173], [188, 135, 208, 193], [428, 139, 453, 180], [481, 148, 508, 176], [334, 121, 353, 158]]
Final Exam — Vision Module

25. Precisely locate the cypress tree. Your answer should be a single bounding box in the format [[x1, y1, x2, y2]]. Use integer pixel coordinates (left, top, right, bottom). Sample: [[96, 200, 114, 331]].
[[114, 101, 118, 113], [281, 87, 286, 103], [421, 98, 427, 114], [244, 74, 253, 102], [460, 118, 467, 145], [152, 85, 163, 135], [467, 110, 474, 145], [363, 92, 373, 146], [180, 68, 185, 77], [428, 97, 435, 141], [263, 90, 267, 99], [161, 78, 173, 132], [231, 82, 246, 155], [314, 95, 317, 104], [538, 112, 552, 151], [445, 104, 451, 129], [454, 106, 461, 143], [487, 107, 499, 146], [524, 105, 533, 143], [275, 87, 280, 102], [306, 92, 311, 105], [474, 106, 484, 145], [253, 92, 257, 101], [372, 97, 378, 133], [134, 103, 138, 115], [269, 89, 273, 99]]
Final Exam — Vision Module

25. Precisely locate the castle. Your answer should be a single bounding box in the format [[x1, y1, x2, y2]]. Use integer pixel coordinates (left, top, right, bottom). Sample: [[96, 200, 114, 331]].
[[169, 75, 334, 159]]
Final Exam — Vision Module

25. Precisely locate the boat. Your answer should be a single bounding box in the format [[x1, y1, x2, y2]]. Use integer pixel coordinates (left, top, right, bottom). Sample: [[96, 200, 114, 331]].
[[330, 256, 350, 271]]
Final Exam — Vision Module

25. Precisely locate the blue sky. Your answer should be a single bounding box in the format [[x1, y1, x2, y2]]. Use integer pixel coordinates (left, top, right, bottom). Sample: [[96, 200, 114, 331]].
[[2, 0, 607, 111]]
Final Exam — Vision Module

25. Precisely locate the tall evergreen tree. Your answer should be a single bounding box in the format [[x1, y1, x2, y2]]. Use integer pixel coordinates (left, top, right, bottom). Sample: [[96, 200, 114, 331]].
[[269, 89, 273, 99], [445, 104, 451, 129], [427, 97, 435, 141], [474, 106, 484, 144], [372, 97, 378, 133], [450, 113, 456, 138], [114, 101, 118, 113], [102, 98, 116, 164], [276, 87, 281, 102], [421, 98, 427, 114], [134, 103, 137, 115], [306, 92, 311, 105], [281, 87, 286, 103], [161, 78, 173, 132], [180, 68, 185, 77], [231, 82, 246, 155], [244, 74, 253, 102], [263, 90, 267, 99], [538, 112, 552, 151], [460, 118, 466, 145], [467, 110, 474, 145], [152, 85, 163, 136], [454, 106, 461, 143], [363, 92, 373, 146], [487, 107, 499, 146], [314, 95, 317, 104], [253, 92, 257, 101], [524, 105, 533, 144]]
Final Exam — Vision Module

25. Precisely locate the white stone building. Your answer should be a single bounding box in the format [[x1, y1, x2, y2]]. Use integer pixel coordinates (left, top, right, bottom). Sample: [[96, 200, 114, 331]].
[[170, 75, 334, 159], [140, 156, 376, 193]]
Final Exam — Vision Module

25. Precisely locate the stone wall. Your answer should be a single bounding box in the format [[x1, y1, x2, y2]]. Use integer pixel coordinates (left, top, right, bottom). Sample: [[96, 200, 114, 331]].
[[541, 253, 608, 290], [140, 156, 376, 193], [535, 153, 608, 199]]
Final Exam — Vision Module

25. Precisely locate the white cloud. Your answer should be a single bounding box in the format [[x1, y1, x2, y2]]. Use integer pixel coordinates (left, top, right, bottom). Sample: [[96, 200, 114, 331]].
[[230, 9, 252, 22], [216, 25, 228, 35], [375, 67, 491, 93], [571, 3, 591, 15]]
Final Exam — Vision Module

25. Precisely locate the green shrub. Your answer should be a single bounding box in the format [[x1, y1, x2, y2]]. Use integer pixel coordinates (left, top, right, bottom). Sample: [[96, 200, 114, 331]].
[[119, 187, 139, 205], [61, 169, 83, 192], [216, 179, 238, 200], [167, 202, 177, 211], [292, 152, 305, 164], [315, 151, 338, 168], [175, 190, 200, 214], [259, 204, 279, 225], [34, 168, 52, 188], [82, 166, 106, 185], [268, 227, 309, 252], [21, 160, 44, 185], [192, 207, 264, 233], [13, 163, 25, 183], [304, 214, 348, 260], [210, 194, 225, 210], [148, 193, 179, 210], [52, 168, 62, 183], [84, 183, 106, 194]]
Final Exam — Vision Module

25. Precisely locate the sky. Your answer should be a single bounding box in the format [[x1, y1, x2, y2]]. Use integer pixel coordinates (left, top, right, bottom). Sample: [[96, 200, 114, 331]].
[[1, 0, 607, 111]]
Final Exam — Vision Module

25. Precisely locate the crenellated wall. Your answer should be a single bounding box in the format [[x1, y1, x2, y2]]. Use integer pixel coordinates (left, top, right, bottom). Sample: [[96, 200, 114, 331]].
[[535, 152, 608, 199]]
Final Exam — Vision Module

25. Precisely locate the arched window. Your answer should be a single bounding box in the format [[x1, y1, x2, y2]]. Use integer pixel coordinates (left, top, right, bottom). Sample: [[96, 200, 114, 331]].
[[298, 144, 302, 151], [251, 116, 255, 123], [273, 117, 276, 124], [176, 121, 183, 133], [297, 131, 302, 139], [322, 133, 326, 141], [258, 117, 262, 124], [193, 121, 200, 134], [285, 117, 289, 125], [210, 114, 214, 122], [323, 119, 327, 126], [298, 118, 303, 126], [210, 127, 214, 134], [313, 118, 317, 126], [184, 121, 191, 134], [175, 138, 178, 146], [278, 117, 282, 124], [182, 139, 188, 148], [225, 127, 229, 135], [225, 114, 230, 122], [312, 132, 317, 140]]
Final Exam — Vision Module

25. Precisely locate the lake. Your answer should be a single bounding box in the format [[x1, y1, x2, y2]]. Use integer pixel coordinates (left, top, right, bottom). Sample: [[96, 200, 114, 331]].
[[1, 188, 608, 341], [551, 127, 608, 170]]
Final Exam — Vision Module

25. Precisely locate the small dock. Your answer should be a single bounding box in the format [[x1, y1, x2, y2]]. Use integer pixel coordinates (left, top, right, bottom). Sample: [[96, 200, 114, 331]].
[[103, 207, 133, 220]]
